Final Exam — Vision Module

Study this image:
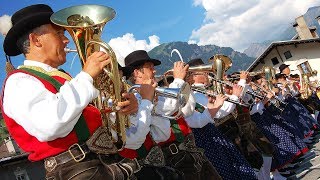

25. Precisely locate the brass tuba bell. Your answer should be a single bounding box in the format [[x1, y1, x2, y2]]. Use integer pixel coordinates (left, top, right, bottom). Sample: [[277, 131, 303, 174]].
[[51, 5, 128, 150]]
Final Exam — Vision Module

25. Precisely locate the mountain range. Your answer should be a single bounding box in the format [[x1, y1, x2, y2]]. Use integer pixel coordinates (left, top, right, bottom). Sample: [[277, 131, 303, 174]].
[[148, 41, 255, 75], [148, 6, 320, 75]]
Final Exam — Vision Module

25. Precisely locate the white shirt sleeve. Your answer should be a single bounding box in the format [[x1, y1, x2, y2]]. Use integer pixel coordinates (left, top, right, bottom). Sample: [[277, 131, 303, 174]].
[[3, 71, 98, 142], [214, 98, 236, 119], [124, 98, 154, 149], [154, 78, 186, 116], [149, 116, 171, 143], [184, 91, 213, 128], [250, 101, 264, 115]]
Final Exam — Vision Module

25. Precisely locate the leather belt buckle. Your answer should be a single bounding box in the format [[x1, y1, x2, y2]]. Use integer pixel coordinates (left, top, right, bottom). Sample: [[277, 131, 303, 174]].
[[68, 143, 86, 162], [169, 143, 179, 155], [44, 157, 57, 172], [133, 158, 142, 173]]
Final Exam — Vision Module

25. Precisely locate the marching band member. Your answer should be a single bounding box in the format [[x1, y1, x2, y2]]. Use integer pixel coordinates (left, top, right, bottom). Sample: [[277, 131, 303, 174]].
[[124, 50, 221, 180], [249, 76, 307, 178], [0, 4, 161, 180], [184, 58, 258, 180]]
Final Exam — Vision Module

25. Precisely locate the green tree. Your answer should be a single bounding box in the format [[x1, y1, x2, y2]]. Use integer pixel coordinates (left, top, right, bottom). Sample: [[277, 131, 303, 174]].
[[0, 112, 10, 143]]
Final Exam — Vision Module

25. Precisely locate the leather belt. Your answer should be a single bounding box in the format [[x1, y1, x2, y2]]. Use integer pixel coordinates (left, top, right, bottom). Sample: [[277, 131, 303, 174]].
[[44, 143, 91, 172], [214, 113, 235, 126], [161, 135, 202, 157]]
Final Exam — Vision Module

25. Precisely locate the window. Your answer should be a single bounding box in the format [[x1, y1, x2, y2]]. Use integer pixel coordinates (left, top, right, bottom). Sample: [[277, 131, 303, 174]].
[[284, 51, 292, 59], [271, 57, 279, 65]]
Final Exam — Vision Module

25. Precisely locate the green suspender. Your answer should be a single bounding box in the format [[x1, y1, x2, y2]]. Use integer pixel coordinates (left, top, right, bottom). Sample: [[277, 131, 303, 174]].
[[170, 119, 185, 143], [20, 68, 90, 143]]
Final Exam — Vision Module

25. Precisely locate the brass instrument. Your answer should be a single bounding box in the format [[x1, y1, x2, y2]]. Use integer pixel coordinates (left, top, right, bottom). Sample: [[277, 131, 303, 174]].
[[209, 54, 232, 94], [191, 86, 251, 107], [128, 83, 191, 119], [263, 66, 274, 90], [212, 78, 265, 100], [51, 5, 128, 150], [250, 82, 286, 112], [297, 61, 316, 99], [228, 70, 264, 80]]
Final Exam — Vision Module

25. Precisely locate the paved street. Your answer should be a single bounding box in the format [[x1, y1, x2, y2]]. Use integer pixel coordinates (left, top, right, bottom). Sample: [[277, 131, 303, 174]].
[[289, 136, 320, 180]]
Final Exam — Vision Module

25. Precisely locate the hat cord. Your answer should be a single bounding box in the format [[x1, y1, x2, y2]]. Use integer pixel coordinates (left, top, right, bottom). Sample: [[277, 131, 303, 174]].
[[5, 55, 16, 75]]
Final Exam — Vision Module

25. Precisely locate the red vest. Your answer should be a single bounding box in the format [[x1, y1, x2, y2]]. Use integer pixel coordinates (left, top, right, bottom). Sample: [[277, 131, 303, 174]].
[[1, 69, 102, 161], [119, 133, 155, 159], [159, 115, 192, 146]]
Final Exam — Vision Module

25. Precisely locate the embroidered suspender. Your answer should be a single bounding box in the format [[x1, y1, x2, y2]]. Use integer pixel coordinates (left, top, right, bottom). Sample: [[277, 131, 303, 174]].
[[19, 68, 90, 143]]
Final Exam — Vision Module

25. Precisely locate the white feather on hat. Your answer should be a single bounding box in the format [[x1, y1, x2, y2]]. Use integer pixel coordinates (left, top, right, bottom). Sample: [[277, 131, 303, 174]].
[[0, 15, 12, 36]]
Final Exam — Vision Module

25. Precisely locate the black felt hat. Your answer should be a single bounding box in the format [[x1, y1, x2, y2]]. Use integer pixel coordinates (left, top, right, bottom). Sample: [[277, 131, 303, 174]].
[[124, 50, 161, 67], [279, 64, 289, 73], [186, 58, 204, 67], [3, 4, 54, 56]]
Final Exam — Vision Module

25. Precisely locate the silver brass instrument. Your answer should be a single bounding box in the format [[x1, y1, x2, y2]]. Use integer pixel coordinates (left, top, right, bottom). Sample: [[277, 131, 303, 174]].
[[128, 83, 191, 119], [250, 82, 286, 112], [51, 5, 128, 150], [212, 78, 265, 100], [191, 86, 250, 107], [228, 70, 264, 80]]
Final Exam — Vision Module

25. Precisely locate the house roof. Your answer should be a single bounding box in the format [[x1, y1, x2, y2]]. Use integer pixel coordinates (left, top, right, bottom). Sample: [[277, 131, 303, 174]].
[[0, 153, 28, 165], [246, 38, 320, 71]]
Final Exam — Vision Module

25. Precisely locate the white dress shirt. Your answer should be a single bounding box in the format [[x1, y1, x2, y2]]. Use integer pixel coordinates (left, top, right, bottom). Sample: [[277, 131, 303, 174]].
[[150, 78, 196, 143], [3, 60, 156, 149], [184, 83, 237, 128]]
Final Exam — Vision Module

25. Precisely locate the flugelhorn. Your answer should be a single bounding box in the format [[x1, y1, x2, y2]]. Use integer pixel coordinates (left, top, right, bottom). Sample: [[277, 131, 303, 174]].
[[51, 5, 128, 150], [128, 83, 191, 119], [228, 70, 264, 80], [191, 86, 250, 107]]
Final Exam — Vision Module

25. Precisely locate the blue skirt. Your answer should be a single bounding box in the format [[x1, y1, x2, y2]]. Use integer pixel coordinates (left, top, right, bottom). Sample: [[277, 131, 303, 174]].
[[287, 97, 316, 130], [251, 110, 302, 170], [265, 105, 307, 151], [192, 123, 257, 180]]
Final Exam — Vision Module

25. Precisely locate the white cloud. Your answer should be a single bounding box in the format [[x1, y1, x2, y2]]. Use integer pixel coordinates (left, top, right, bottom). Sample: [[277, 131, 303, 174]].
[[108, 33, 160, 66], [190, 0, 320, 51], [0, 15, 12, 36]]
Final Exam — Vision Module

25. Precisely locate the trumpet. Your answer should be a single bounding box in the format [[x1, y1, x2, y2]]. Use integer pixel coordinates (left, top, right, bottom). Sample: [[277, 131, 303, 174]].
[[191, 86, 250, 107]]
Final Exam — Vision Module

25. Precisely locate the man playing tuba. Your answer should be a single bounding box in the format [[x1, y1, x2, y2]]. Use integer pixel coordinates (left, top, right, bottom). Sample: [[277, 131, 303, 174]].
[[1, 4, 161, 180]]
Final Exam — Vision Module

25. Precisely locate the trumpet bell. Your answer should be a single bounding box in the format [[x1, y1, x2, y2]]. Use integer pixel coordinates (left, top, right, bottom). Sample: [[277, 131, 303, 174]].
[[156, 82, 190, 107]]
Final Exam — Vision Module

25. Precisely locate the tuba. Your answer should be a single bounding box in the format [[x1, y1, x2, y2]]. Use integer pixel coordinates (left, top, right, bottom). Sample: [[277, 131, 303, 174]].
[[51, 5, 128, 150]]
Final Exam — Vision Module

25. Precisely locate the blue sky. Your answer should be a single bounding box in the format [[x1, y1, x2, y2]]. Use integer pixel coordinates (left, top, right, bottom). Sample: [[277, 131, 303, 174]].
[[0, 0, 319, 84], [0, 0, 204, 83]]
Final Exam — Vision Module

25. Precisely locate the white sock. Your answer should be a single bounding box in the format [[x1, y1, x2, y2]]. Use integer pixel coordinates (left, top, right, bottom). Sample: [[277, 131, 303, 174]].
[[257, 156, 272, 180], [272, 170, 287, 180]]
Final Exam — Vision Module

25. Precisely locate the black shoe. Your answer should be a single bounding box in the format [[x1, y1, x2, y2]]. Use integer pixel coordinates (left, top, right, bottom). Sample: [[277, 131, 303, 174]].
[[279, 171, 296, 178], [290, 157, 305, 165], [278, 164, 299, 172]]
